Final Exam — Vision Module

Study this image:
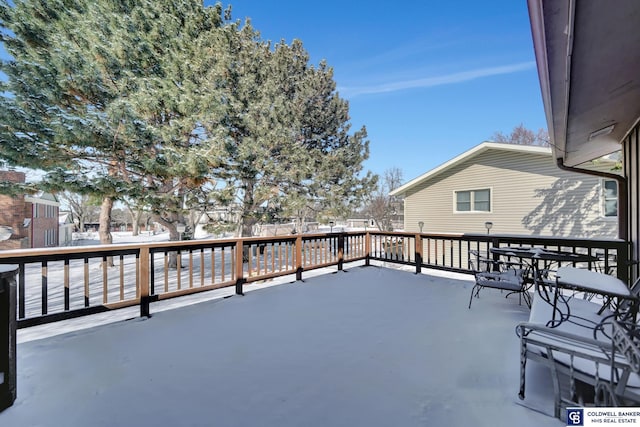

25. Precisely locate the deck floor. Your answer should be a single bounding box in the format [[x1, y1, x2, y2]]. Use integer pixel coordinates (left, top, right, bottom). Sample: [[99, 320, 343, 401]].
[[1, 265, 562, 426]]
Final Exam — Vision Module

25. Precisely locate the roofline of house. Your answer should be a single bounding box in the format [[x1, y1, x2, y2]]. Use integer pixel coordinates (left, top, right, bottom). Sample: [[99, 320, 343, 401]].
[[527, 0, 559, 161], [389, 142, 552, 196], [24, 194, 60, 206]]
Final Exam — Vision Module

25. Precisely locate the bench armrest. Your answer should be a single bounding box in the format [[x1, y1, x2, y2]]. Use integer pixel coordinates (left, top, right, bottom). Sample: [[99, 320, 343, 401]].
[[517, 321, 612, 351]]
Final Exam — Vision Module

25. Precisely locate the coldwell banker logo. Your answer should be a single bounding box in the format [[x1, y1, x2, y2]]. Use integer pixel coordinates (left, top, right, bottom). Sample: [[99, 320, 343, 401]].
[[567, 408, 584, 426]]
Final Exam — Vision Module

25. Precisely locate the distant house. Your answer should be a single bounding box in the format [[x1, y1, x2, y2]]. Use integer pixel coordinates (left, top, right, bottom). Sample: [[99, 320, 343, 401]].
[[389, 142, 620, 238], [59, 212, 75, 246], [0, 170, 30, 249], [0, 170, 60, 249], [25, 191, 60, 248]]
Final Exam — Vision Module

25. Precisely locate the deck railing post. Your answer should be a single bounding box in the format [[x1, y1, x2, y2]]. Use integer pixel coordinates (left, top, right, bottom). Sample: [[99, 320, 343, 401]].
[[365, 232, 371, 266], [139, 246, 151, 318], [235, 240, 245, 295], [337, 233, 345, 271], [490, 237, 501, 272], [17, 264, 24, 320], [296, 235, 303, 281], [0, 264, 18, 412], [617, 240, 631, 285], [415, 233, 423, 274]]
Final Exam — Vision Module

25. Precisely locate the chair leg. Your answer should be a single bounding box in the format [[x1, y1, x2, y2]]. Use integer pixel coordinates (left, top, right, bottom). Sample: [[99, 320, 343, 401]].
[[518, 334, 527, 400], [468, 284, 480, 309], [523, 290, 532, 308]]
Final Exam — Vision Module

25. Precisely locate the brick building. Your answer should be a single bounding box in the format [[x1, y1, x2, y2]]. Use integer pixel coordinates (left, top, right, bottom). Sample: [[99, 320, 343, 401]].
[[0, 170, 60, 249], [26, 192, 59, 248]]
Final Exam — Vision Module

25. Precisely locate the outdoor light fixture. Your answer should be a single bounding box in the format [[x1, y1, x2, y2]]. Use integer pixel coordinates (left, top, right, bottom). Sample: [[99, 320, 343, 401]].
[[418, 221, 424, 233], [329, 220, 335, 233], [588, 123, 615, 141], [484, 221, 493, 234]]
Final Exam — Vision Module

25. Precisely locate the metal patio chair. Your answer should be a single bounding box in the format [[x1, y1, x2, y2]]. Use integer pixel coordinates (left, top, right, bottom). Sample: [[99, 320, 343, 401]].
[[468, 249, 531, 309]]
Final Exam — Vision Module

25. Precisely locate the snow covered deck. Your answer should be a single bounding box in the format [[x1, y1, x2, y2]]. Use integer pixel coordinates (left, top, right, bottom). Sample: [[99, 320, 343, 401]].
[[1, 265, 562, 426]]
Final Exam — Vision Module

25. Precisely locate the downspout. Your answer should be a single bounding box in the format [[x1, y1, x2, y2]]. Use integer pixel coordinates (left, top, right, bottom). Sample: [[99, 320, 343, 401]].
[[556, 158, 627, 240]]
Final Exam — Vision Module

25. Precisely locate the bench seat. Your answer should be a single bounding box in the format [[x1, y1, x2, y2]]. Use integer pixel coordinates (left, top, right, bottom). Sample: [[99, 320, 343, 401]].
[[518, 293, 640, 418]]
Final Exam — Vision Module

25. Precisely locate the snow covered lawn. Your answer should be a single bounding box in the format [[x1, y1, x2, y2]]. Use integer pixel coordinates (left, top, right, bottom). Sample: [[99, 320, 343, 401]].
[[1, 265, 562, 426]]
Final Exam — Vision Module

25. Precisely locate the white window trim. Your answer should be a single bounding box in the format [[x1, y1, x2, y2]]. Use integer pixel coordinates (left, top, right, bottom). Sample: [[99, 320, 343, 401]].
[[600, 178, 618, 220], [453, 187, 493, 214]]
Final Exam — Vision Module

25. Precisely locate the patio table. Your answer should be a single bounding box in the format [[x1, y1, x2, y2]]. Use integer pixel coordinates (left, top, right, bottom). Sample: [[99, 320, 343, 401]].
[[555, 266, 631, 299], [490, 246, 598, 264], [490, 247, 602, 325], [549, 266, 638, 328], [489, 246, 598, 286]]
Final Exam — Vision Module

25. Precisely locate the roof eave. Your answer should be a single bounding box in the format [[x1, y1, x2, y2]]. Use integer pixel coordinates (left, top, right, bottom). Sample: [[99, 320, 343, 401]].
[[527, 0, 562, 162], [528, 0, 640, 167], [389, 142, 551, 197]]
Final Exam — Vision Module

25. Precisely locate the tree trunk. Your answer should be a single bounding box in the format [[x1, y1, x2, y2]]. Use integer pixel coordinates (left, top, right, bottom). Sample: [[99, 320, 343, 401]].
[[99, 196, 114, 267], [241, 216, 255, 237], [131, 209, 142, 236], [240, 180, 256, 238], [295, 213, 305, 234], [152, 213, 181, 268], [167, 224, 181, 268]]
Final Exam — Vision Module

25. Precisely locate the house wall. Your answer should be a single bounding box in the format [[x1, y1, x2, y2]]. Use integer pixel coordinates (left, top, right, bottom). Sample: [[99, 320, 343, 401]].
[[0, 171, 28, 239], [28, 201, 59, 248], [59, 223, 74, 246], [403, 149, 618, 238]]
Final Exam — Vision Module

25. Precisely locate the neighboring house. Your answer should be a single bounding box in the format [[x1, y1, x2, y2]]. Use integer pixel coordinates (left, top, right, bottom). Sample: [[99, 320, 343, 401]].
[[345, 218, 372, 229], [59, 212, 75, 246], [0, 170, 60, 249], [527, 0, 640, 278], [25, 191, 60, 248], [390, 142, 620, 238], [0, 170, 30, 249]]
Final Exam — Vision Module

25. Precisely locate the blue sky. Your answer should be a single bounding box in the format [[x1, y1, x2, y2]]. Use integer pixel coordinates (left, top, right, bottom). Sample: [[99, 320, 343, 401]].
[[216, 0, 547, 184]]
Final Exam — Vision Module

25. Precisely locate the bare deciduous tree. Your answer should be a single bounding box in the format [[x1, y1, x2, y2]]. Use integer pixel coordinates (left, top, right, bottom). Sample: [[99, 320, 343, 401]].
[[58, 191, 100, 231], [362, 167, 404, 231], [491, 124, 549, 146]]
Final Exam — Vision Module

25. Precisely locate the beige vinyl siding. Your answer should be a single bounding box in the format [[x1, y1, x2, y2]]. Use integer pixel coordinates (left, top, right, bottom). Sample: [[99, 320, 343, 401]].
[[403, 148, 618, 238]]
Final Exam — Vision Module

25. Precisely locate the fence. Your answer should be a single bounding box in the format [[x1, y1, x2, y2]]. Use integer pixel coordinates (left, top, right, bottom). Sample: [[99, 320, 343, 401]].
[[0, 231, 629, 328]]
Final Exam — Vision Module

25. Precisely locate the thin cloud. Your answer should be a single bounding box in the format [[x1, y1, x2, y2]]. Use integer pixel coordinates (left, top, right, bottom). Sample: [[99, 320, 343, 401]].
[[339, 61, 536, 97]]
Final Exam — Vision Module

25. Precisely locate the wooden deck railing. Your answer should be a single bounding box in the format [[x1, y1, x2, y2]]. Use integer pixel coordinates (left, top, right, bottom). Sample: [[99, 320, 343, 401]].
[[0, 231, 629, 328], [368, 231, 629, 281]]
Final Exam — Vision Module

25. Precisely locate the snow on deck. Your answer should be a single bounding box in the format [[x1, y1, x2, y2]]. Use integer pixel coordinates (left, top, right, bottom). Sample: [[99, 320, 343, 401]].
[[1, 265, 562, 426]]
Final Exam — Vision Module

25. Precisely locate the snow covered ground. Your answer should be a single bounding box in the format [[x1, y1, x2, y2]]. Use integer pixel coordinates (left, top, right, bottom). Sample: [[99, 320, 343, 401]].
[[71, 230, 177, 245], [1, 265, 562, 426]]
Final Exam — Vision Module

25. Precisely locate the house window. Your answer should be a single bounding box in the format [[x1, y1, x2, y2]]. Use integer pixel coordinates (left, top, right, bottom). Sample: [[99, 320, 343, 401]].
[[45, 205, 57, 218], [602, 179, 618, 217], [455, 189, 491, 212], [44, 228, 57, 246]]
